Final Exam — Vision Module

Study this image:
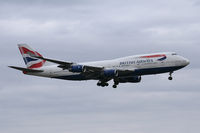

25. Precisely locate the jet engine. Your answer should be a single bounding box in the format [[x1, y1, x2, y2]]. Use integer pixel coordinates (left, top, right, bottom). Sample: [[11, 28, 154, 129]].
[[118, 76, 141, 83], [103, 69, 118, 77], [69, 65, 85, 72]]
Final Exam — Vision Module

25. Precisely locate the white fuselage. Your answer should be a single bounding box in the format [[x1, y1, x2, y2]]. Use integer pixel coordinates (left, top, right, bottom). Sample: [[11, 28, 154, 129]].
[[27, 52, 189, 80]]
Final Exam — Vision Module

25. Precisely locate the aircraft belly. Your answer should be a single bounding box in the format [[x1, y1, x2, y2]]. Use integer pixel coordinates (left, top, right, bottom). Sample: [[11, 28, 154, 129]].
[[52, 74, 90, 80], [134, 66, 185, 75]]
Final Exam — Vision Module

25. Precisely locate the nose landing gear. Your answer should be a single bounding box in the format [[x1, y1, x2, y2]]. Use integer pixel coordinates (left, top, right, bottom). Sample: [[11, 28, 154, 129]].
[[168, 72, 173, 80]]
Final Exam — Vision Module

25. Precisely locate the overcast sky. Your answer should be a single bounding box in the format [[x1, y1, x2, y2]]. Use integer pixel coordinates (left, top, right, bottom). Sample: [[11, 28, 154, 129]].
[[0, 0, 200, 133]]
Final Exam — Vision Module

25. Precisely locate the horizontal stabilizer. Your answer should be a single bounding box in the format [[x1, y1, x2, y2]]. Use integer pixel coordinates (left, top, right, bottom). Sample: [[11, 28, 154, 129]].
[[8, 66, 43, 73]]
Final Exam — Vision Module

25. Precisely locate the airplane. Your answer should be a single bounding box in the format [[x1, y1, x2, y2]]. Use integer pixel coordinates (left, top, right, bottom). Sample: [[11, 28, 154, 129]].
[[9, 44, 190, 88]]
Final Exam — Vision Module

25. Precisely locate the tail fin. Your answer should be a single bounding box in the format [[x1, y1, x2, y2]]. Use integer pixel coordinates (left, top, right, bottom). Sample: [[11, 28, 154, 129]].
[[18, 44, 46, 69]]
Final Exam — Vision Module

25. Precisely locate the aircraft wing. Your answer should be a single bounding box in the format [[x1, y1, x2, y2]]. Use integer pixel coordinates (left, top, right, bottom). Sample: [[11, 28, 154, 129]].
[[34, 56, 74, 69], [34, 56, 103, 71], [34, 56, 135, 78]]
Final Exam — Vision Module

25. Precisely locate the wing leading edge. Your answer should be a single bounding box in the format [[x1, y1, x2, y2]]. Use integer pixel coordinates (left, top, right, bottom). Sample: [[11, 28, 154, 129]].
[[33, 56, 104, 72]]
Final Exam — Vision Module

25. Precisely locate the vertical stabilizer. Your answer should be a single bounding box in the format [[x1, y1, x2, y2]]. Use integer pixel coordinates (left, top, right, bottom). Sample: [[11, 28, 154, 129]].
[[18, 44, 46, 69]]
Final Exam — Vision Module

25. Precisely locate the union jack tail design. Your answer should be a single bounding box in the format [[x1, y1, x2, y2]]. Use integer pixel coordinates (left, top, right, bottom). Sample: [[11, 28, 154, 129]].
[[18, 44, 46, 69]]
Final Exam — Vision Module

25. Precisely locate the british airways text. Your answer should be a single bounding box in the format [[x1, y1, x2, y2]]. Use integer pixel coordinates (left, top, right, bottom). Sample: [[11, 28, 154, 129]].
[[120, 59, 153, 65]]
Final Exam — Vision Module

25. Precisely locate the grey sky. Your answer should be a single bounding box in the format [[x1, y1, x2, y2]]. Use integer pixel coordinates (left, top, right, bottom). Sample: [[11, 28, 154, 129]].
[[0, 0, 200, 133]]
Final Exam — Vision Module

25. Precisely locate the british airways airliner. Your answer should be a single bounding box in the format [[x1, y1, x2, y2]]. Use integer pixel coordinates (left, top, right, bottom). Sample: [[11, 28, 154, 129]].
[[9, 44, 190, 88]]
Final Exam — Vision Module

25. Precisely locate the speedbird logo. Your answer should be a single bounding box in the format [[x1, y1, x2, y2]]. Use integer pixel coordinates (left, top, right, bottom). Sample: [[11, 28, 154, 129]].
[[140, 54, 167, 61]]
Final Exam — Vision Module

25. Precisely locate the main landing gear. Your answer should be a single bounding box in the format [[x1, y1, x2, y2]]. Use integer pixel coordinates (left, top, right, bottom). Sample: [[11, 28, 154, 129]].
[[112, 84, 117, 88], [97, 80, 119, 88], [168, 72, 173, 80], [97, 81, 109, 87], [112, 80, 119, 88]]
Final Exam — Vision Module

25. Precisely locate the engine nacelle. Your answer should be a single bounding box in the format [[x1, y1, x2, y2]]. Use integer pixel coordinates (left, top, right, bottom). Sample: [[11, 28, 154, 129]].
[[70, 65, 85, 72], [119, 76, 141, 83], [103, 69, 118, 77]]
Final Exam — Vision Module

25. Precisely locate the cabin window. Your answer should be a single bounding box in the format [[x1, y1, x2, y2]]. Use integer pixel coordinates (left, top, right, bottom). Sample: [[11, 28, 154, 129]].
[[172, 53, 177, 55]]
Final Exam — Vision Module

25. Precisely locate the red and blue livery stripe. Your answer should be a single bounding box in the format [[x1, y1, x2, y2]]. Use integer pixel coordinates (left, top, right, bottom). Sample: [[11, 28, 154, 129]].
[[140, 54, 167, 61]]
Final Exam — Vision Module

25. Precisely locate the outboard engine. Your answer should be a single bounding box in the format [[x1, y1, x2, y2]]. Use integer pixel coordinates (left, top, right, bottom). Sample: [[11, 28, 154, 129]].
[[69, 65, 85, 72], [119, 76, 141, 83], [103, 69, 118, 77]]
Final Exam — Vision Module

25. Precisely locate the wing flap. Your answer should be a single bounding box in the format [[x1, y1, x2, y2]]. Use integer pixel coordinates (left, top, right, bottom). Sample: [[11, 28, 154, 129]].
[[84, 65, 103, 73], [117, 69, 135, 77]]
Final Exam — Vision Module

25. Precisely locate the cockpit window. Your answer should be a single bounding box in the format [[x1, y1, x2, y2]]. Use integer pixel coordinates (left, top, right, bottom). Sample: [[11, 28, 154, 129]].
[[172, 53, 177, 55]]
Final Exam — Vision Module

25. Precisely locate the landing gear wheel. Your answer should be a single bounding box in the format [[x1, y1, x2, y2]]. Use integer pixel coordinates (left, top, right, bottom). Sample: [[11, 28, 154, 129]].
[[168, 72, 173, 80], [97, 81, 109, 87], [112, 84, 117, 88], [168, 77, 173, 80], [97, 83, 101, 86]]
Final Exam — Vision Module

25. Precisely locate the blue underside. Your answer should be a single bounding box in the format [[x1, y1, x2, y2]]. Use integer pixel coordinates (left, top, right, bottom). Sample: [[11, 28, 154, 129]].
[[133, 65, 184, 75], [52, 66, 185, 81]]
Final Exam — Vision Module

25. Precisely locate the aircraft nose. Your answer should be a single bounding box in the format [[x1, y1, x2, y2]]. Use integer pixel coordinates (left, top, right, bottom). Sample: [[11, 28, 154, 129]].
[[184, 58, 190, 66]]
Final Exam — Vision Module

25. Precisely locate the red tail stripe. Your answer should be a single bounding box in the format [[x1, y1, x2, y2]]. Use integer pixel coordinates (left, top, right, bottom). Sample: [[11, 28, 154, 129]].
[[28, 61, 45, 69], [19, 47, 35, 55], [19, 47, 43, 57]]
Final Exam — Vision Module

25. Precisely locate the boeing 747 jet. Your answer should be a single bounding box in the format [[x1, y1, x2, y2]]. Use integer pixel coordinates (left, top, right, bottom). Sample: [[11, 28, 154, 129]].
[[9, 44, 190, 88]]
